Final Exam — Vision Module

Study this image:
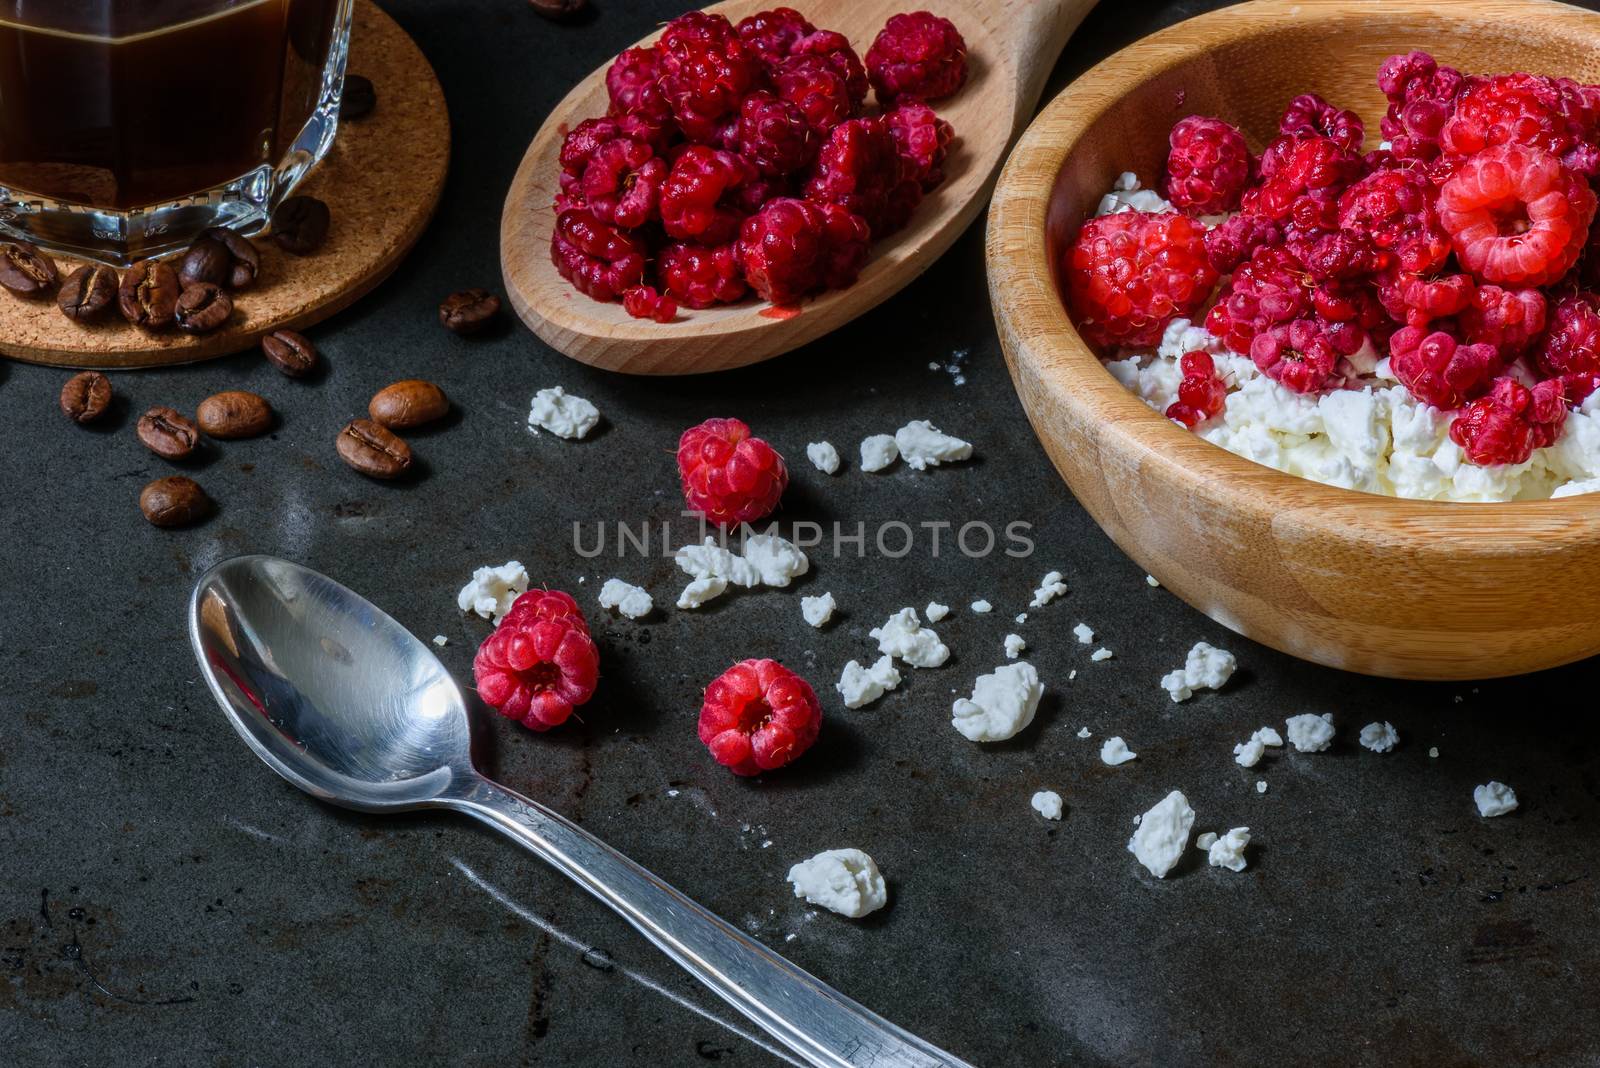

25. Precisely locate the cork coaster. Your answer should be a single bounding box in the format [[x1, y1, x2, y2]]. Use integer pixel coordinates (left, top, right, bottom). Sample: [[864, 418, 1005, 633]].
[[0, 0, 449, 370]]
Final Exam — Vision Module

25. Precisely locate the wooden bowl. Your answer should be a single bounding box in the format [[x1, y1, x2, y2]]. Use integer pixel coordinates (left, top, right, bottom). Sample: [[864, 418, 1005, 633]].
[[986, 0, 1600, 681]]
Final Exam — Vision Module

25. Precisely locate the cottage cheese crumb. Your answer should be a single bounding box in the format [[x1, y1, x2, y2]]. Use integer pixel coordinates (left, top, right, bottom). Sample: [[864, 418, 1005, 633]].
[[836, 655, 902, 709], [1286, 713, 1336, 753], [801, 593, 836, 628], [1199, 827, 1250, 872], [1101, 736, 1137, 765], [1256, 780, 1268, 794], [786, 848, 887, 918], [1029, 571, 1069, 608], [925, 601, 950, 622], [598, 578, 652, 619], [894, 420, 973, 470], [1031, 790, 1064, 820], [1233, 737, 1265, 768], [674, 534, 806, 608], [1146, 574, 1161, 587], [1359, 721, 1399, 753], [1254, 727, 1284, 747], [859, 434, 899, 472], [1014, 613, 1028, 624], [458, 560, 529, 623], [1474, 781, 1518, 818], [742, 533, 810, 587], [1073, 623, 1095, 645], [806, 441, 841, 474], [527, 386, 600, 439], [1004, 633, 1026, 659], [1159, 641, 1237, 702], [970, 599, 992, 613], [1128, 790, 1195, 878], [1076, 727, 1092, 739], [1090, 648, 1114, 662], [431, 635, 448, 647], [870, 607, 949, 668], [951, 662, 1042, 742], [1429, 746, 1440, 759]]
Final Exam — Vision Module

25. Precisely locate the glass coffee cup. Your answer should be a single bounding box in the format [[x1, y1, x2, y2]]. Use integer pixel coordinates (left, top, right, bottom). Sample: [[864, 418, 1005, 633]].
[[0, 0, 355, 265]]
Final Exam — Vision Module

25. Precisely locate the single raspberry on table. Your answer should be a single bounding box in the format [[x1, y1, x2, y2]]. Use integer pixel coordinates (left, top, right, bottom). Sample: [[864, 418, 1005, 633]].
[[1162, 116, 1253, 216], [1249, 317, 1359, 393], [698, 659, 821, 777], [1461, 285, 1546, 358], [1279, 93, 1365, 154], [804, 117, 922, 237], [1202, 212, 1282, 274], [551, 208, 647, 302], [1441, 72, 1600, 175], [1165, 350, 1228, 427], [1204, 244, 1308, 355], [678, 417, 789, 527], [1449, 376, 1568, 465], [473, 590, 600, 732], [736, 91, 816, 177], [574, 137, 666, 230], [1438, 143, 1597, 287], [1375, 265, 1475, 328], [772, 53, 857, 135], [655, 12, 762, 143], [739, 197, 869, 304], [658, 240, 749, 308], [1377, 51, 1467, 162], [1337, 167, 1452, 275], [622, 285, 677, 322], [885, 101, 955, 190], [1534, 291, 1600, 378], [1388, 324, 1501, 410], [866, 10, 967, 105], [1066, 210, 1218, 350], [661, 145, 757, 244]]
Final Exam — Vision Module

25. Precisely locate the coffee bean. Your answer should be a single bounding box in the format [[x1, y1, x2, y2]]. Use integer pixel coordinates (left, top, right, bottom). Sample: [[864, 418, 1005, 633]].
[[56, 265, 118, 322], [137, 406, 201, 459], [369, 379, 449, 430], [439, 288, 501, 335], [272, 196, 330, 255], [0, 240, 59, 297], [343, 74, 376, 119], [529, 0, 588, 21], [179, 237, 231, 288], [60, 371, 112, 424], [262, 329, 319, 377], [175, 282, 233, 334], [336, 418, 412, 479], [201, 227, 261, 290], [119, 260, 180, 329], [196, 390, 272, 439], [140, 476, 211, 527]]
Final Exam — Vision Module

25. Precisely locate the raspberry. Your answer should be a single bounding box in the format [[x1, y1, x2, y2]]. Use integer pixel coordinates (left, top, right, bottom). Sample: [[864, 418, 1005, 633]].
[[1312, 279, 1390, 348], [661, 145, 756, 244], [1203, 212, 1282, 274], [885, 101, 955, 190], [575, 136, 666, 230], [804, 117, 922, 237], [1377, 51, 1467, 163], [1249, 317, 1358, 393], [677, 417, 789, 527], [738, 197, 869, 304], [1163, 116, 1253, 216], [1534, 291, 1600, 378], [772, 53, 856, 135], [606, 47, 661, 115], [1279, 93, 1365, 154], [1375, 265, 1475, 328], [1461, 285, 1547, 358], [1449, 376, 1567, 465], [473, 589, 599, 732], [622, 285, 677, 322], [1205, 244, 1309, 355], [866, 11, 967, 104], [1388, 324, 1501, 409], [658, 240, 749, 308], [1066, 210, 1218, 350], [1166, 350, 1227, 427], [1438, 143, 1597, 287], [697, 659, 821, 776], [1441, 73, 1600, 175], [735, 7, 816, 65], [551, 209, 647, 302], [1290, 227, 1379, 283], [1247, 134, 1362, 223], [736, 91, 816, 177], [655, 12, 762, 143], [1336, 168, 1452, 275]]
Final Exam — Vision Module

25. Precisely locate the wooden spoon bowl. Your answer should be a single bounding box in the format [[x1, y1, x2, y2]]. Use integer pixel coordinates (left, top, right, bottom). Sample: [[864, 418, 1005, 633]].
[[500, 0, 1097, 375], [987, 0, 1600, 681]]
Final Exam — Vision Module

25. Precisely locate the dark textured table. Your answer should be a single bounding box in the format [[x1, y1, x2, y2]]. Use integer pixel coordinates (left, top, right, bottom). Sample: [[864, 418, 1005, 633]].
[[8, 2, 1600, 1065]]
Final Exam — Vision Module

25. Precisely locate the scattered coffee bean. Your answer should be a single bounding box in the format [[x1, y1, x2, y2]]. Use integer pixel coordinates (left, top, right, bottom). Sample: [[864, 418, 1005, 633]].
[[343, 74, 377, 119], [336, 418, 412, 479], [197, 390, 272, 439], [439, 288, 501, 335], [272, 196, 330, 254], [140, 476, 211, 528], [178, 237, 231, 288], [529, 0, 588, 21], [57, 264, 118, 322], [201, 227, 261, 290], [136, 405, 201, 459], [59, 371, 112, 424], [0, 240, 59, 297], [119, 260, 180, 329], [262, 329, 319, 377], [175, 282, 233, 334], [369, 379, 449, 430]]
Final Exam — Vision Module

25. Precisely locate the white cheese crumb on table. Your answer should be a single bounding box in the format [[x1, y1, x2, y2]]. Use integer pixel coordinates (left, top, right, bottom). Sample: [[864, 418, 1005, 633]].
[[1029, 570, 1068, 608], [787, 849, 887, 918], [1233, 726, 1283, 768], [970, 599, 992, 613], [598, 578, 652, 619], [1076, 727, 1092, 739], [1159, 641, 1237, 702], [674, 534, 807, 609], [1429, 747, 1440, 759], [1286, 713, 1335, 753], [925, 601, 950, 622], [894, 420, 973, 470], [1073, 623, 1095, 645], [1014, 613, 1028, 624], [870, 607, 949, 668], [527, 386, 600, 439], [1475, 782, 1518, 818], [1256, 781, 1268, 794], [951, 662, 1042, 742], [835, 656, 902, 709], [1128, 791, 1195, 878], [1090, 648, 1114, 662], [1359, 721, 1399, 753], [1031, 790, 1064, 821], [806, 441, 841, 474], [458, 560, 529, 623], [1146, 575, 1161, 587], [1101, 736, 1137, 765], [1003, 633, 1026, 659], [1197, 827, 1250, 872], [859, 434, 899, 472], [431, 635, 448, 647], [801, 593, 836, 628]]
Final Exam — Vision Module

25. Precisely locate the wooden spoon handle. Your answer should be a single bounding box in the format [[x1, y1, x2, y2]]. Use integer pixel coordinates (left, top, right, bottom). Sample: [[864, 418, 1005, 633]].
[[997, 0, 1103, 127]]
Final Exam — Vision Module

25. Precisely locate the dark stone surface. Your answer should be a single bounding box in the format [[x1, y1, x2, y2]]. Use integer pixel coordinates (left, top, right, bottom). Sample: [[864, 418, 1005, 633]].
[[7, 1, 1600, 1065]]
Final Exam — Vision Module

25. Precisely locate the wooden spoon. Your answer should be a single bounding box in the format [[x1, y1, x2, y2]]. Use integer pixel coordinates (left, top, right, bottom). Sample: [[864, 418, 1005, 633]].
[[500, 0, 1098, 375]]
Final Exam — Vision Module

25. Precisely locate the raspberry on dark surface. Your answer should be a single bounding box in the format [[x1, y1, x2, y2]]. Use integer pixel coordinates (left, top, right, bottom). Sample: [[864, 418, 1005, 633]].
[[1067, 210, 1218, 350], [677, 417, 789, 528], [1163, 115, 1253, 216], [551, 208, 647, 302], [698, 659, 822, 777], [1438, 142, 1597, 287], [865, 10, 967, 105], [473, 589, 600, 732], [1449, 376, 1568, 465], [658, 240, 750, 308], [1389, 324, 1502, 410], [661, 145, 757, 244]]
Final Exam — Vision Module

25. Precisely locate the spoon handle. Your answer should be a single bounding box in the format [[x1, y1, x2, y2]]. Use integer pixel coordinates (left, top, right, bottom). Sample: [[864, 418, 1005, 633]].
[[452, 776, 975, 1068]]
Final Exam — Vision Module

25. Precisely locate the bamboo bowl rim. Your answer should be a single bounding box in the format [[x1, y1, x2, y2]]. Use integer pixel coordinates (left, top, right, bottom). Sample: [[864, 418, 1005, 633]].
[[989, 0, 1600, 552]]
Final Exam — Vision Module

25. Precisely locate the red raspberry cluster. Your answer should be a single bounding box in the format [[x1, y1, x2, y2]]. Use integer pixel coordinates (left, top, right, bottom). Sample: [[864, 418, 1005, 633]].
[[551, 8, 967, 318], [1065, 52, 1600, 467]]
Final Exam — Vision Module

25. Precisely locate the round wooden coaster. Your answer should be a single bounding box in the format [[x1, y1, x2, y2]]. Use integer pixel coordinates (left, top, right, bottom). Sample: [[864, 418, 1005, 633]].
[[0, 0, 449, 370]]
